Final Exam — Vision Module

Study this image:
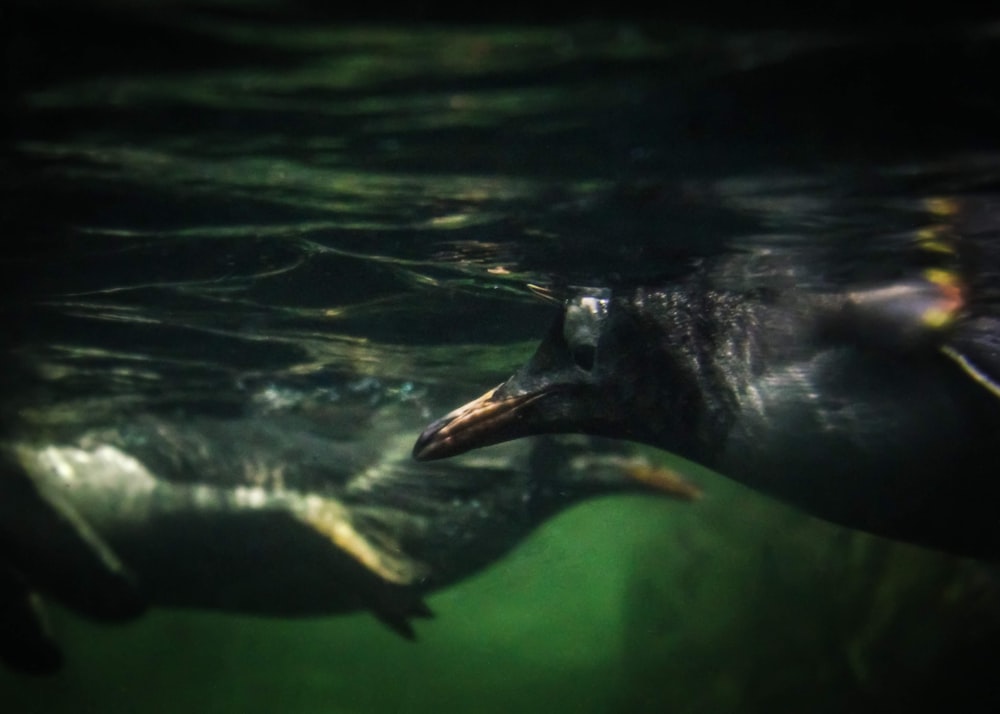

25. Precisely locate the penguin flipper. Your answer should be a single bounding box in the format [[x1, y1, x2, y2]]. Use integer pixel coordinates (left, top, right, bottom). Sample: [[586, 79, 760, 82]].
[[943, 315, 1000, 399], [294, 497, 428, 586]]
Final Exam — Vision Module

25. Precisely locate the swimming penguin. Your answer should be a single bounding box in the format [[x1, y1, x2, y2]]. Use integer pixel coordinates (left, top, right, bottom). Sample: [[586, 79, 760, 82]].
[[414, 216, 1000, 559], [1, 405, 696, 674]]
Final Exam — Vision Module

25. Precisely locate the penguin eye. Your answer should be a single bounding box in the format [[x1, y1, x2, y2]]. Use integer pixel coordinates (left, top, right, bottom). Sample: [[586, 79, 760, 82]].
[[571, 343, 596, 371], [562, 292, 609, 373]]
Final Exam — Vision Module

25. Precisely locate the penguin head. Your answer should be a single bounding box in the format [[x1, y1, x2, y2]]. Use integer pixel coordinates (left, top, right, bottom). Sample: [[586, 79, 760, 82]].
[[413, 287, 695, 462]]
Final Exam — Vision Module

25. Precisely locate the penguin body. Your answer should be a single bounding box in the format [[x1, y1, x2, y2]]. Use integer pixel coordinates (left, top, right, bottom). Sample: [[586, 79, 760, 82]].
[[2, 407, 694, 673], [415, 249, 1000, 558]]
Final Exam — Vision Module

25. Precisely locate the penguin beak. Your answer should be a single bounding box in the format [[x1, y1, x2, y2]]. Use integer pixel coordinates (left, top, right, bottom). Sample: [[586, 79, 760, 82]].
[[413, 386, 702, 500], [412, 385, 544, 461]]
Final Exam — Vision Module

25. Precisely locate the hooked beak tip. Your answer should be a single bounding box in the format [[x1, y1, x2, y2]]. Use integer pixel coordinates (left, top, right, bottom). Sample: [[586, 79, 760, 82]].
[[411, 417, 458, 461], [412, 384, 531, 461]]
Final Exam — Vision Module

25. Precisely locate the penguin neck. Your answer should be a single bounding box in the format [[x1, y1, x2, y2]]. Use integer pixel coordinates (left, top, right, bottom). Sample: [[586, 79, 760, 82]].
[[613, 285, 783, 467]]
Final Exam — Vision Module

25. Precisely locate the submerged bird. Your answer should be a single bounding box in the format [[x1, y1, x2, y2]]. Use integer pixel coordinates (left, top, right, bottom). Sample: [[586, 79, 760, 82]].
[[1, 405, 696, 674], [415, 205, 1000, 559]]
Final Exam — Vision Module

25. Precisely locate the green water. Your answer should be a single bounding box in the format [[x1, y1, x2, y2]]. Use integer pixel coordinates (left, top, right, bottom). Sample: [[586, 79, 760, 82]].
[[4, 456, 996, 713], [4, 1, 1000, 711]]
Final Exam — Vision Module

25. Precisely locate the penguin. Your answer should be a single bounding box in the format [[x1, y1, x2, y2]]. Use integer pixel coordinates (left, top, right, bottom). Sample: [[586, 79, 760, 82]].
[[1, 406, 696, 674], [414, 205, 1000, 559]]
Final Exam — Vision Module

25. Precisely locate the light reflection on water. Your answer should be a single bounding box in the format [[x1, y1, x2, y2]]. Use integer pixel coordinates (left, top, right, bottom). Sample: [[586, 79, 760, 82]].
[[4, 4, 1000, 712]]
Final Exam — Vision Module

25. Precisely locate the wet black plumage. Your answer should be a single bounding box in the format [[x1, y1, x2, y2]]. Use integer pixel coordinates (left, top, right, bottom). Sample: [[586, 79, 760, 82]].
[[415, 230, 1000, 559], [1, 406, 695, 674]]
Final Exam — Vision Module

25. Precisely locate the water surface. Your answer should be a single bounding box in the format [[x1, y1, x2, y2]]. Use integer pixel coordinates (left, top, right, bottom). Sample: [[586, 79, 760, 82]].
[[4, 3, 1000, 712]]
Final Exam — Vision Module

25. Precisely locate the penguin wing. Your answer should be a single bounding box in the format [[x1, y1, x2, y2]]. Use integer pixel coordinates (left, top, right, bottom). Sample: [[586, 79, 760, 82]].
[[943, 315, 1000, 399]]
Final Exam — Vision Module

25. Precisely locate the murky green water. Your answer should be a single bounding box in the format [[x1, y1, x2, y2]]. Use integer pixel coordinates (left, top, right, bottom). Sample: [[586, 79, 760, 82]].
[[4, 1, 1000, 712]]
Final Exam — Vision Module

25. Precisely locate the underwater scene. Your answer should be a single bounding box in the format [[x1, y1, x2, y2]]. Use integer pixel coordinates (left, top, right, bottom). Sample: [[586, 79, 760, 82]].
[[4, 1, 1000, 712]]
